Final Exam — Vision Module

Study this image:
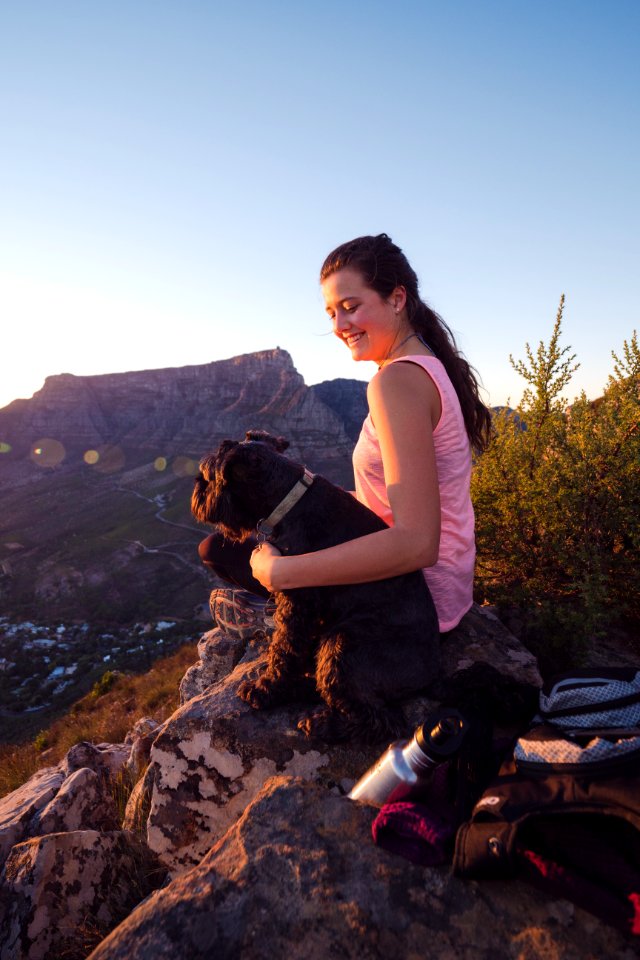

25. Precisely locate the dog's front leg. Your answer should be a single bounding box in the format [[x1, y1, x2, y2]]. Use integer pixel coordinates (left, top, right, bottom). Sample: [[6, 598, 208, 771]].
[[237, 595, 317, 710]]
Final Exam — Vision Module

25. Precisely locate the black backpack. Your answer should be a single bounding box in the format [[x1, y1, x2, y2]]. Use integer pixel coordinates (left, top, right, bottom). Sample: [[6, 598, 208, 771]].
[[453, 667, 640, 935]]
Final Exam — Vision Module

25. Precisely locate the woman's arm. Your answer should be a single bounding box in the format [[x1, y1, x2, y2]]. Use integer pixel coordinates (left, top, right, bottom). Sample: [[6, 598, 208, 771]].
[[250, 361, 442, 592]]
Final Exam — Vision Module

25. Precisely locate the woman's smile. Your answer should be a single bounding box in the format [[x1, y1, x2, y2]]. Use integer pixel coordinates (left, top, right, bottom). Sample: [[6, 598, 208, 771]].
[[321, 267, 410, 366]]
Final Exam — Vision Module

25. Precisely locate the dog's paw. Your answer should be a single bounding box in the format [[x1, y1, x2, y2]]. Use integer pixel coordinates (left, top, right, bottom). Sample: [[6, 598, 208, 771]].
[[237, 674, 288, 710], [297, 706, 345, 743]]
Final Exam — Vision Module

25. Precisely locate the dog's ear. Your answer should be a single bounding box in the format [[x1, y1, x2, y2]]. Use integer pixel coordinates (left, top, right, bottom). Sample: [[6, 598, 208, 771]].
[[244, 429, 289, 453], [191, 473, 210, 522], [197, 452, 218, 483]]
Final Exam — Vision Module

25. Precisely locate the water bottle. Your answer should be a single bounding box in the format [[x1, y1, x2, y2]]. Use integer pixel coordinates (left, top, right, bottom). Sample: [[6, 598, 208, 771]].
[[348, 708, 469, 806]]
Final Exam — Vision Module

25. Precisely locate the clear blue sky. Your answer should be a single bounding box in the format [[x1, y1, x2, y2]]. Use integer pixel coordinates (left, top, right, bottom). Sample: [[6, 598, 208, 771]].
[[1, 0, 638, 411]]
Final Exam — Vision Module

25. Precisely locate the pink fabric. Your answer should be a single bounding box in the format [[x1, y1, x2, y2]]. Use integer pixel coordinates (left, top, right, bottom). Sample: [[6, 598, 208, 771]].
[[352, 355, 474, 632]]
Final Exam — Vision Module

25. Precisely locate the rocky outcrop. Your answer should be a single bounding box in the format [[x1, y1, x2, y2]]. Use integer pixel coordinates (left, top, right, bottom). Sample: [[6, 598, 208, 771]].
[[0, 767, 66, 866], [28, 767, 119, 836], [124, 718, 161, 783], [310, 377, 368, 442], [178, 628, 249, 705], [1, 605, 637, 958], [144, 604, 540, 875], [0, 742, 131, 873], [89, 776, 636, 960], [0, 730, 167, 960], [0, 349, 360, 484], [0, 829, 163, 960]]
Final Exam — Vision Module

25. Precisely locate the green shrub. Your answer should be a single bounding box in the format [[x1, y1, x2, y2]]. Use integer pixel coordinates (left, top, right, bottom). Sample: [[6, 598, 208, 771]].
[[33, 731, 49, 752], [90, 670, 119, 700], [472, 301, 639, 669]]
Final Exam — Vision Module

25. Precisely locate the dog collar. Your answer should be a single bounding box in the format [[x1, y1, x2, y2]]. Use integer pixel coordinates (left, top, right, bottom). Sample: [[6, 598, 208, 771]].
[[256, 468, 315, 540]]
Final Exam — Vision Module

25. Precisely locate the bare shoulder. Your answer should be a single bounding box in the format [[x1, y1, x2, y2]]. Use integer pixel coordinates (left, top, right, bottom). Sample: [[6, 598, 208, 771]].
[[368, 361, 440, 424]]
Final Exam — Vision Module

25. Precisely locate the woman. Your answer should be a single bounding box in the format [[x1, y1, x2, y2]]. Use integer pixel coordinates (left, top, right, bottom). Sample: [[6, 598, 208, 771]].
[[249, 233, 491, 634]]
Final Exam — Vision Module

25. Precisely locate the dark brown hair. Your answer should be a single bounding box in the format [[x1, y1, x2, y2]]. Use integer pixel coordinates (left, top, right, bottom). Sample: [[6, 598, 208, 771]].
[[320, 233, 491, 452]]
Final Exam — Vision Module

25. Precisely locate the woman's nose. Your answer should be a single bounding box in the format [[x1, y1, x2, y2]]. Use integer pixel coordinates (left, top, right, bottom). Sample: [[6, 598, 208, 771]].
[[333, 310, 351, 333]]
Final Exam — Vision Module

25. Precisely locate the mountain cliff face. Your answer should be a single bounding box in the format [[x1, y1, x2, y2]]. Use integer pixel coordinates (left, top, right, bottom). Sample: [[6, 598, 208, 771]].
[[0, 350, 368, 625], [0, 350, 365, 480]]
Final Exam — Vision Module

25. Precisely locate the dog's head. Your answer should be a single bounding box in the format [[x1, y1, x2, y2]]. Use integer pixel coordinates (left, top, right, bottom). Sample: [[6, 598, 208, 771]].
[[191, 430, 291, 541]]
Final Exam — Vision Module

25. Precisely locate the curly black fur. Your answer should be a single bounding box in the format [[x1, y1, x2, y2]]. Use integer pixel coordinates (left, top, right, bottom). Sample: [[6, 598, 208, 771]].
[[192, 431, 440, 744]]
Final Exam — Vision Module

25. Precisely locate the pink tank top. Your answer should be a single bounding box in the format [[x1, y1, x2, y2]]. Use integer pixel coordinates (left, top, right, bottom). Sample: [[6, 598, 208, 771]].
[[352, 355, 474, 632]]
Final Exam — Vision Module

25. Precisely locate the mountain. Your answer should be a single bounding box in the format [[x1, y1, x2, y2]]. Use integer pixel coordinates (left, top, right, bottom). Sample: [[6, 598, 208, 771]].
[[0, 350, 368, 626]]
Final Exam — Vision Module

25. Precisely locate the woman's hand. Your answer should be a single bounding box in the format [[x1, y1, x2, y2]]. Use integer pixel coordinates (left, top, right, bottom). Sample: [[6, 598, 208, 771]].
[[250, 541, 282, 592]]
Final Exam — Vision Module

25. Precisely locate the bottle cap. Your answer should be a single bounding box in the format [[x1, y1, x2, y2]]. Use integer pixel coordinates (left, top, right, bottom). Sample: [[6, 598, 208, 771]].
[[415, 707, 468, 759]]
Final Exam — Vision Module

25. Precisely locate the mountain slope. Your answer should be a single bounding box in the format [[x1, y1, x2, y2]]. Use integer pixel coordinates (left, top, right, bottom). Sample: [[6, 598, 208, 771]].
[[0, 350, 367, 625]]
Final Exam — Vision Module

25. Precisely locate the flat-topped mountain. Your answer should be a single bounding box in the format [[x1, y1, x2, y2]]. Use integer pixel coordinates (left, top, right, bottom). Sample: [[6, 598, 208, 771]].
[[0, 349, 366, 479], [0, 350, 367, 628]]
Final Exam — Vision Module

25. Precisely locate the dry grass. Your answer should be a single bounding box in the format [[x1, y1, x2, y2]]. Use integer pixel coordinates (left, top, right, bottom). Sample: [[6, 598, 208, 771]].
[[0, 640, 198, 799]]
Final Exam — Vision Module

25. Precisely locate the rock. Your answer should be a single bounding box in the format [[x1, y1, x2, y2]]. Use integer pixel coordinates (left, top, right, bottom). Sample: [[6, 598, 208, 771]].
[[124, 719, 161, 783], [125, 718, 160, 746], [179, 628, 249, 705], [123, 765, 155, 835], [145, 643, 365, 874], [1, 744, 131, 871], [29, 767, 119, 835], [441, 604, 541, 687], [0, 829, 165, 960], [0, 350, 358, 483], [310, 378, 369, 442], [146, 603, 541, 875], [61, 740, 131, 781], [0, 766, 65, 869], [88, 776, 635, 960]]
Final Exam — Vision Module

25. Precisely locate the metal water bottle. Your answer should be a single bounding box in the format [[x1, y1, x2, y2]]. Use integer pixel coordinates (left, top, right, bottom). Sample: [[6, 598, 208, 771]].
[[348, 708, 469, 806]]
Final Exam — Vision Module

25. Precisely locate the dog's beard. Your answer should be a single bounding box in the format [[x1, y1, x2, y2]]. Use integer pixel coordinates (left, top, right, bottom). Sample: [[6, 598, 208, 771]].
[[192, 434, 289, 542], [192, 458, 256, 543], [209, 487, 254, 542]]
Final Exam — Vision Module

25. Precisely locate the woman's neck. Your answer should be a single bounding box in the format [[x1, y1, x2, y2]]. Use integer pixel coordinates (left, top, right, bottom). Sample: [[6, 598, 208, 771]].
[[379, 332, 434, 368]]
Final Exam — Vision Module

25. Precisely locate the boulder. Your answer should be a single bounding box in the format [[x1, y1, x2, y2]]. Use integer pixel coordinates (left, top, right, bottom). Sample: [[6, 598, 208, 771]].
[[145, 604, 541, 875], [29, 766, 119, 836], [145, 644, 359, 874], [60, 741, 130, 781], [179, 627, 249, 705], [1, 741, 133, 872], [0, 829, 165, 960], [124, 718, 161, 783], [124, 717, 160, 746], [89, 776, 636, 960], [439, 604, 541, 687], [0, 766, 65, 869], [122, 764, 155, 835]]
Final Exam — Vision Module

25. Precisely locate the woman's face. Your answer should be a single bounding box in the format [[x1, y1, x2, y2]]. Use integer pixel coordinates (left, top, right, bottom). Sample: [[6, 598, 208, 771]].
[[322, 267, 408, 365]]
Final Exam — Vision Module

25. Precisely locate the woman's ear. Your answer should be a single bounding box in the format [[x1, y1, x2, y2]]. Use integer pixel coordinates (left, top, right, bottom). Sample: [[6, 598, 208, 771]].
[[389, 285, 407, 313]]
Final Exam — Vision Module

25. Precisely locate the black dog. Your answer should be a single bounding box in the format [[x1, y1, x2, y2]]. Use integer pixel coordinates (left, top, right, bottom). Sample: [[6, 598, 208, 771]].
[[191, 430, 440, 743]]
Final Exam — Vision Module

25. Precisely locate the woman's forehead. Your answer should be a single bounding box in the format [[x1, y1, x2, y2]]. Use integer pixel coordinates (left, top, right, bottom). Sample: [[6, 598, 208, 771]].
[[321, 267, 368, 304]]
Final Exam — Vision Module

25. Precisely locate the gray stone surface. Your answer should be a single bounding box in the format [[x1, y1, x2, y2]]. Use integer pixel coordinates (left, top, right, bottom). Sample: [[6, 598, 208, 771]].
[[0, 766, 65, 869], [145, 603, 541, 875], [123, 764, 155, 835], [0, 829, 165, 960], [441, 603, 541, 686], [89, 776, 637, 960], [145, 644, 352, 874], [30, 766, 119, 836], [124, 718, 161, 783], [179, 627, 250, 705], [60, 740, 130, 781]]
